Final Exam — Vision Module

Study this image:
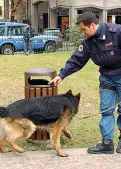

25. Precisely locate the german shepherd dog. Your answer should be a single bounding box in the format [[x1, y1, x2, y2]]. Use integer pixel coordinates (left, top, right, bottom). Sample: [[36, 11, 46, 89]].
[[0, 90, 80, 157]]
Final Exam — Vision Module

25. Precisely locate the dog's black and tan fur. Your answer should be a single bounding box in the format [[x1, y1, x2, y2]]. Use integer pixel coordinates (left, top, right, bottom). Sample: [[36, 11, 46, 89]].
[[0, 90, 80, 157]]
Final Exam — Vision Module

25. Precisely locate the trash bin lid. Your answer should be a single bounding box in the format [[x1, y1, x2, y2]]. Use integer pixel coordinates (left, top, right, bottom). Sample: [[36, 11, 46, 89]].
[[24, 67, 57, 79]]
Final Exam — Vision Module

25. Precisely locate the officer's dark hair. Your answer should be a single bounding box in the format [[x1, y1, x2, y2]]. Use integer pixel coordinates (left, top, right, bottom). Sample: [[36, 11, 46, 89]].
[[26, 21, 31, 26], [76, 12, 99, 26]]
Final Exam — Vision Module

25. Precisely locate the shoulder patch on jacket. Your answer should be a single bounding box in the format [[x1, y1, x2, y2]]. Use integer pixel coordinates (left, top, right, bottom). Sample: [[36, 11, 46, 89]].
[[108, 27, 117, 32], [78, 45, 83, 51]]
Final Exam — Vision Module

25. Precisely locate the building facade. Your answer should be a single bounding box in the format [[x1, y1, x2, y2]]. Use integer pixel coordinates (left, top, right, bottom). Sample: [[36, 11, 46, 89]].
[[30, 0, 121, 32]]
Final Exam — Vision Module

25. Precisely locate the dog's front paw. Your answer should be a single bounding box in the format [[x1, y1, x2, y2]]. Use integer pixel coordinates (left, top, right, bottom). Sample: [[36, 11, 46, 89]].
[[58, 153, 69, 157]]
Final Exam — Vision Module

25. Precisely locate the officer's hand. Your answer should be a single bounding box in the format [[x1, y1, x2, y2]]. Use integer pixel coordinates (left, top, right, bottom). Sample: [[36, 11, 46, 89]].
[[49, 76, 62, 86]]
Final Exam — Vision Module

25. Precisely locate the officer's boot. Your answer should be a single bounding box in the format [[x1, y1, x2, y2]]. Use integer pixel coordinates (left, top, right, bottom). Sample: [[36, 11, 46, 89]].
[[116, 134, 121, 153], [87, 139, 114, 154]]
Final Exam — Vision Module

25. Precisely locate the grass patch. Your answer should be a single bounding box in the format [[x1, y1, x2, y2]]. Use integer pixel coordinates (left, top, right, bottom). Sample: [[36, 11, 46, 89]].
[[0, 51, 119, 150]]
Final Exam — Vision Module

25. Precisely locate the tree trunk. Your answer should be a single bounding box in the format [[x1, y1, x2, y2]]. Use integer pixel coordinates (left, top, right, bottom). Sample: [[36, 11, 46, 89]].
[[10, 0, 23, 22]]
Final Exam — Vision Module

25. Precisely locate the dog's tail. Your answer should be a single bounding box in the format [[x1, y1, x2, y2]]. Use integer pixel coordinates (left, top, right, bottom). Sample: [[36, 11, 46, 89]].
[[0, 107, 8, 118]]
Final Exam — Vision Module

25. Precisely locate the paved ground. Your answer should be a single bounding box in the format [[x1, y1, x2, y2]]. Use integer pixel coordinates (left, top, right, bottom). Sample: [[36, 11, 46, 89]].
[[1, 147, 121, 169]]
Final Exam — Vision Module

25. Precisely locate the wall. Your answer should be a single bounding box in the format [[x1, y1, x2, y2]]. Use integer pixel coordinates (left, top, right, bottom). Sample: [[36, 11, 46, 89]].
[[49, 0, 121, 9], [31, 0, 121, 29]]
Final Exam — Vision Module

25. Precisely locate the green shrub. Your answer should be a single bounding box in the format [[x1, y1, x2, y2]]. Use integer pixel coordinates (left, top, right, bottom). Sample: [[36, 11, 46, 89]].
[[65, 26, 84, 47]]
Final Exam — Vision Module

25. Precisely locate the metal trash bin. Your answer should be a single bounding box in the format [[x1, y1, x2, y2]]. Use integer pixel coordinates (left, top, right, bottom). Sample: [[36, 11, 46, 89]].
[[24, 67, 57, 141]]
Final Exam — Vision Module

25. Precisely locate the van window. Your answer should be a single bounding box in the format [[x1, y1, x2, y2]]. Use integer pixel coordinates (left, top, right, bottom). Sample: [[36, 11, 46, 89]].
[[7, 26, 26, 36], [0, 26, 5, 36]]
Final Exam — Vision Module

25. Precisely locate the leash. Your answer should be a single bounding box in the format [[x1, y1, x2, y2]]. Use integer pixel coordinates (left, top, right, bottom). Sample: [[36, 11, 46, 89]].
[[73, 100, 121, 119]]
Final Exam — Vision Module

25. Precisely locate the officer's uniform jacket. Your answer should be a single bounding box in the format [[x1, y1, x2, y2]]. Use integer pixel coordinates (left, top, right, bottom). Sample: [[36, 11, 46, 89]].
[[58, 23, 121, 79], [23, 27, 35, 43]]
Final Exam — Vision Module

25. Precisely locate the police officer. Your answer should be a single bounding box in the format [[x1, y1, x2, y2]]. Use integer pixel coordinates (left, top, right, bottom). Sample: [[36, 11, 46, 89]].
[[23, 21, 35, 55], [50, 12, 121, 154]]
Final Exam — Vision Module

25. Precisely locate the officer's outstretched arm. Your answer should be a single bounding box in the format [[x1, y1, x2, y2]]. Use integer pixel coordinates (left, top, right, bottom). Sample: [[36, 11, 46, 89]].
[[50, 41, 90, 86], [57, 42, 90, 80]]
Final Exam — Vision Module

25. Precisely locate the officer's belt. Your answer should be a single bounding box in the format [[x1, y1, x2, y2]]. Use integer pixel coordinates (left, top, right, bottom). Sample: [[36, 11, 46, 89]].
[[100, 81, 116, 91]]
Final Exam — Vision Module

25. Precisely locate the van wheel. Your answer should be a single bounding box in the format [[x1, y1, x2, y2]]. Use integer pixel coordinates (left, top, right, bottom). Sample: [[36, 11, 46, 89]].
[[45, 42, 56, 53], [1, 45, 14, 55]]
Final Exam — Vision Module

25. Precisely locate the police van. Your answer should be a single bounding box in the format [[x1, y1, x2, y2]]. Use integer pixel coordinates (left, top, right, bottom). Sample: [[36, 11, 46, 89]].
[[0, 22, 62, 55]]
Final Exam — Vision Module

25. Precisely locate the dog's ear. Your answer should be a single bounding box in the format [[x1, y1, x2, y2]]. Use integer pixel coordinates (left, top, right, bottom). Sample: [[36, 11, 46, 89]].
[[75, 93, 81, 100], [66, 90, 72, 94]]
